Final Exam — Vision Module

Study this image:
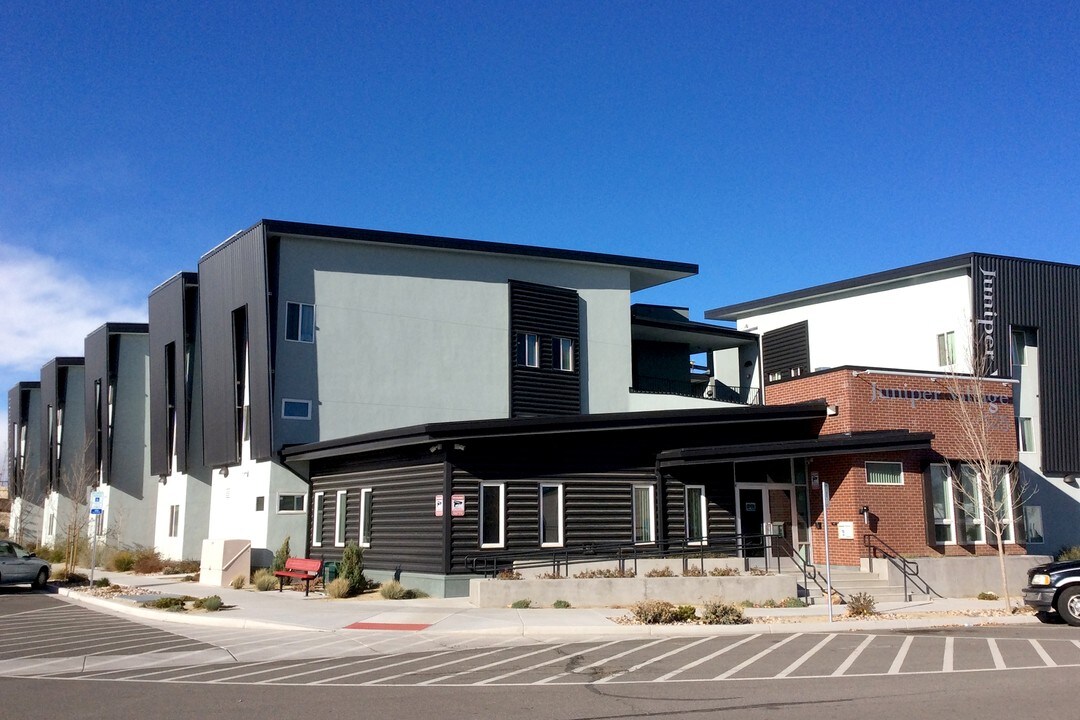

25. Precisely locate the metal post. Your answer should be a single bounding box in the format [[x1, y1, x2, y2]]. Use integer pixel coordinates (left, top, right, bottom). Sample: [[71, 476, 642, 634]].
[[89, 521, 98, 586], [822, 482, 833, 623]]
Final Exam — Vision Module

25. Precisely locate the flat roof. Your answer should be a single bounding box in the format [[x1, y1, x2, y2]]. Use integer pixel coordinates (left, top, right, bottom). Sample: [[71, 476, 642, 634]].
[[657, 430, 935, 467], [206, 219, 698, 293]]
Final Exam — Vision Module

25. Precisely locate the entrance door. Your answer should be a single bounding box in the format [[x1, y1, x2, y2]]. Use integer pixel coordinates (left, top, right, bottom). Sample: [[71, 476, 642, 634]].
[[738, 488, 766, 557]]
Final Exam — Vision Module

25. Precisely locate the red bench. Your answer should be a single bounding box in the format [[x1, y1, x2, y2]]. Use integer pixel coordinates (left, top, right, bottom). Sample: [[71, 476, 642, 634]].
[[273, 557, 323, 596]]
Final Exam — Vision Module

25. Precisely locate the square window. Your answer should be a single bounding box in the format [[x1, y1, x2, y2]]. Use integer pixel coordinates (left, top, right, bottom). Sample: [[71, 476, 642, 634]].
[[937, 331, 956, 366], [633, 485, 655, 544], [359, 488, 373, 547], [312, 491, 324, 547], [553, 338, 574, 372], [540, 484, 563, 546], [515, 333, 539, 368], [1018, 417, 1035, 453], [278, 493, 306, 513], [865, 461, 903, 486], [285, 302, 315, 343], [480, 483, 505, 548], [282, 399, 312, 420]]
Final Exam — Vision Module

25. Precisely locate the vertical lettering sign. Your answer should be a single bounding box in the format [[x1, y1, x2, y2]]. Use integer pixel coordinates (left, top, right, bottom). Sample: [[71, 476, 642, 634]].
[[976, 263, 999, 376]]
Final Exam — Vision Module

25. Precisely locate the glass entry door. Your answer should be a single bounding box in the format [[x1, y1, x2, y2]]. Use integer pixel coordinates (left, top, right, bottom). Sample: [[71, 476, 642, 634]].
[[737, 487, 766, 557], [736, 484, 797, 558]]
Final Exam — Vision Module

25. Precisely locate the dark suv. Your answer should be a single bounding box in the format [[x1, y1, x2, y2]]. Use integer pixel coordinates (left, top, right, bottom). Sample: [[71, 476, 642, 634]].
[[1024, 559, 1080, 626]]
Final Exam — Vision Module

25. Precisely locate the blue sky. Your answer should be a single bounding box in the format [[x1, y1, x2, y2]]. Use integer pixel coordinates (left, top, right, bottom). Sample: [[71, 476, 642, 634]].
[[2, 2, 1078, 463]]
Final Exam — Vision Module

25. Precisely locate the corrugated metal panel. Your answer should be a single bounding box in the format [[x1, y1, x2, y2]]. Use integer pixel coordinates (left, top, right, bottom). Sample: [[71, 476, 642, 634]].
[[762, 321, 810, 385], [509, 281, 582, 416], [149, 274, 198, 476], [309, 462, 445, 574], [82, 327, 108, 484], [973, 255, 1080, 474], [198, 225, 273, 467], [663, 463, 738, 543]]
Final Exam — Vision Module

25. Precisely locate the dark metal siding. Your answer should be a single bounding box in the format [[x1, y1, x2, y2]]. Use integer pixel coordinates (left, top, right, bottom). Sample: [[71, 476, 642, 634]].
[[508, 280, 582, 416], [149, 274, 198, 476], [83, 327, 109, 484], [972, 255, 1080, 475], [198, 225, 273, 466], [762, 321, 810, 385], [663, 463, 737, 543], [7, 384, 40, 500], [308, 462, 445, 574]]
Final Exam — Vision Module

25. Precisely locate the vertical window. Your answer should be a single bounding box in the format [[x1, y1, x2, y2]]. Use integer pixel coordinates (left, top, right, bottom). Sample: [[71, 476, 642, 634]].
[[480, 483, 505, 547], [1011, 329, 1027, 371], [866, 462, 904, 486], [359, 488, 373, 547], [232, 307, 248, 458], [553, 338, 574, 372], [254, 496, 265, 512], [928, 464, 955, 544], [685, 485, 707, 545], [633, 485, 655, 544], [990, 467, 1015, 544], [957, 465, 985, 543], [539, 484, 563, 547], [937, 331, 956, 366], [311, 491, 324, 547], [516, 333, 539, 368], [168, 505, 180, 537], [335, 490, 348, 547], [285, 302, 315, 343], [1023, 505, 1045, 544], [1018, 417, 1035, 453], [164, 343, 176, 471]]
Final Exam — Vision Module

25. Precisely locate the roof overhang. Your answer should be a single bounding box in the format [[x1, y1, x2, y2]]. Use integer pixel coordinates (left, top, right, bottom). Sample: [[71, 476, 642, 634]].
[[657, 430, 935, 468]]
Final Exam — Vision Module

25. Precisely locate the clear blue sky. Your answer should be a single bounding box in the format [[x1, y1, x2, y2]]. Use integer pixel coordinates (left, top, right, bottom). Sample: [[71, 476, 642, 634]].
[[2, 2, 1078, 460]]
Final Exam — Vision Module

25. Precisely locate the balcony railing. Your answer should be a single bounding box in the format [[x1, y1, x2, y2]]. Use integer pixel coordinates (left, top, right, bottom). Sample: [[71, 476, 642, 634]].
[[631, 374, 762, 405]]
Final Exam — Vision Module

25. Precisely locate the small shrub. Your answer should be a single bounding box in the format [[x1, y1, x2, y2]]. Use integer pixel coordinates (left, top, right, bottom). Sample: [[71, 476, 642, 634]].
[[739, 599, 756, 608], [495, 569, 522, 580], [338, 542, 366, 595], [645, 566, 675, 577], [780, 597, 807, 608], [630, 600, 697, 624], [112, 551, 136, 572], [573, 568, 635, 579], [510, 599, 532, 609], [682, 566, 705, 577], [536, 572, 564, 580], [132, 548, 165, 574], [149, 596, 186, 610], [700, 598, 748, 625], [230, 574, 246, 589], [272, 536, 291, 573], [193, 595, 223, 611], [748, 567, 769, 576], [709, 567, 740, 577], [181, 573, 199, 582], [326, 577, 351, 598], [1056, 545, 1080, 562], [64, 571, 88, 584], [92, 577, 111, 588], [553, 599, 571, 609], [847, 592, 876, 617], [162, 560, 201, 575], [761, 598, 778, 608], [977, 591, 999, 601], [253, 568, 278, 591], [404, 588, 429, 599], [379, 580, 407, 600]]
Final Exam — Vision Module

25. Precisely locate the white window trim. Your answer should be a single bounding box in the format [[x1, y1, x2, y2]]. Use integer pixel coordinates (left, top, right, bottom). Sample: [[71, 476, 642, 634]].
[[285, 301, 315, 343], [334, 490, 348, 547], [359, 488, 373, 548], [480, 482, 506, 549], [958, 465, 986, 544], [1018, 417, 1035, 453], [277, 493, 306, 514], [865, 461, 904, 486], [539, 483, 564, 548], [937, 331, 956, 366], [992, 467, 1016, 545], [519, 333, 539, 368], [633, 484, 656, 545], [685, 485, 708, 545], [311, 491, 324, 547], [281, 398, 312, 420], [168, 504, 180, 538], [554, 337, 574, 372], [929, 464, 956, 546]]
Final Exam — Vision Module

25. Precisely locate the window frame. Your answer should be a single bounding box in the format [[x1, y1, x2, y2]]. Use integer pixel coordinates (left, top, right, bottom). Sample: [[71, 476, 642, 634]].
[[334, 490, 348, 547], [359, 488, 373, 548], [285, 301, 315, 343], [516, 333, 539, 368], [989, 466, 1015, 545], [1023, 505, 1045, 545], [865, 461, 904, 486], [168, 504, 180, 538], [277, 493, 306, 514], [479, 482, 506, 548], [632, 485, 656, 544], [553, 337, 574, 372], [928, 464, 956, 545], [685, 485, 708, 545], [957, 464, 986, 544], [937, 331, 956, 366], [539, 483, 564, 548], [311, 491, 324, 547], [1018, 417, 1035, 453], [281, 398, 312, 420]]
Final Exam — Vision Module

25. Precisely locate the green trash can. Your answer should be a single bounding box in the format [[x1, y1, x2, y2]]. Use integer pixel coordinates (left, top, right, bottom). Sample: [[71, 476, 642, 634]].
[[324, 562, 338, 586]]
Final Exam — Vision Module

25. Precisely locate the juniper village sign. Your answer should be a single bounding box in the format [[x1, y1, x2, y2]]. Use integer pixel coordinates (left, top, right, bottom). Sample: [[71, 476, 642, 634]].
[[869, 381, 1012, 412], [975, 266, 999, 376]]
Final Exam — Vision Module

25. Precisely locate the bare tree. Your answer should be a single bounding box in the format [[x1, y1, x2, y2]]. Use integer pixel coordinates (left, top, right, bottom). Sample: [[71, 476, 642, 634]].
[[51, 438, 100, 575], [942, 349, 1033, 610]]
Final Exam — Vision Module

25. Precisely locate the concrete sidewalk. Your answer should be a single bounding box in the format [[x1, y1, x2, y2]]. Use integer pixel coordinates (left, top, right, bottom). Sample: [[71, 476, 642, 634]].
[[54, 569, 1039, 638]]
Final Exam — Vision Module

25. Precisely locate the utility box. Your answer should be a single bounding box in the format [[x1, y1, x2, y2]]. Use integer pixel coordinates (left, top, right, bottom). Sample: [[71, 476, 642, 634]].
[[324, 561, 338, 586], [200, 539, 251, 587]]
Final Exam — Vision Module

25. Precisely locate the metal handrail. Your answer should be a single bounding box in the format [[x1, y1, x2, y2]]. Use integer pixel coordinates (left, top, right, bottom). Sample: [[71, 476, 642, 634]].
[[863, 533, 934, 601]]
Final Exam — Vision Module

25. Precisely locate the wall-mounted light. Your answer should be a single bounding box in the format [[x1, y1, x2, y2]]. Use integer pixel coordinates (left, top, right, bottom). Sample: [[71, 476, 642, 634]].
[[826, 404, 839, 416], [861, 505, 871, 525]]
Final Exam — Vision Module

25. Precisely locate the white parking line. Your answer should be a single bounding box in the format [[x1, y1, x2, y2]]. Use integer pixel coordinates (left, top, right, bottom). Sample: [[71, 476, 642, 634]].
[[776, 634, 835, 678], [595, 636, 714, 684], [363, 647, 509, 685], [418, 642, 574, 686], [713, 634, 801, 680], [311, 650, 458, 685], [887, 636, 914, 675], [1029, 639, 1056, 667], [475, 640, 625, 686], [655, 634, 761, 682], [535, 638, 670, 684], [206, 660, 314, 683], [943, 637, 953, 672], [257, 655, 399, 684], [987, 638, 1006, 669], [162, 659, 284, 682], [831, 634, 875, 676]]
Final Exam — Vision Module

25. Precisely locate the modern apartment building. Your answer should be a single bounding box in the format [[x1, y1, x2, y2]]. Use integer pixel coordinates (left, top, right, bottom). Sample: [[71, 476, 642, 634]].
[[6, 382, 43, 544], [38, 357, 86, 549]]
